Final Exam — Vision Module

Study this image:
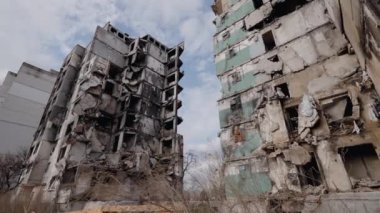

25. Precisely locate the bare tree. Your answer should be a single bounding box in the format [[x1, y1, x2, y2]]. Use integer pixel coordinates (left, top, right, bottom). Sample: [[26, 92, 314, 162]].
[[183, 152, 197, 175], [0, 147, 27, 192]]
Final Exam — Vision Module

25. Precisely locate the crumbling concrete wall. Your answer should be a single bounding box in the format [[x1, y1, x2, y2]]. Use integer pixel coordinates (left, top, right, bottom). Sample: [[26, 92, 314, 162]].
[[17, 23, 185, 212], [213, 0, 380, 211]]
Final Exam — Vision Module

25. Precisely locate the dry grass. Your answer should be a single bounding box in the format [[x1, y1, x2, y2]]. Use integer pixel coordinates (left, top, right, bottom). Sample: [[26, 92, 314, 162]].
[[0, 190, 54, 213]]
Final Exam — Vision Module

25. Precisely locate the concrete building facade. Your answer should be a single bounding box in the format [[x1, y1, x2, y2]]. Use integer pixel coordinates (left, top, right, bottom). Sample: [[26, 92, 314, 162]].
[[0, 63, 57, 153], [17, 23, 184, 212], [212, 0, 380, 212]]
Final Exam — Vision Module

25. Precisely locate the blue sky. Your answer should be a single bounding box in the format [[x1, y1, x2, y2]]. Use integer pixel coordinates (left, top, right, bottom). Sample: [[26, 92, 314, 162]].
[[0, 0, 221, 153]]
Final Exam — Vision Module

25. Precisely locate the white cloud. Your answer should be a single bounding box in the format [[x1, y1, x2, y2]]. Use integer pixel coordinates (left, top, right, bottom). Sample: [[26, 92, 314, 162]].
[[0, 0, 122, 77], [179, 71, 221, 152], [0, 0, 221, 157]]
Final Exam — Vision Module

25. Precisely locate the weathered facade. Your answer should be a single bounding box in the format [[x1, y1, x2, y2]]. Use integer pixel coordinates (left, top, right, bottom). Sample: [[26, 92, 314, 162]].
[[17, 23, 184, 212], [0, 63, 57, 153], [213, 0, 380, 211]]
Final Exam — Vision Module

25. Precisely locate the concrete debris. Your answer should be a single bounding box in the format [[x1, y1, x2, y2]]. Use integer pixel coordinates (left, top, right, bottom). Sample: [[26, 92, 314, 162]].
[[283, 144, 311, 165], [352, 121, 360, 134], [275, 87, 288, 99], [298, 95, 319, 139], [324, 55, 359, 79], [307, 75, 341, 94]]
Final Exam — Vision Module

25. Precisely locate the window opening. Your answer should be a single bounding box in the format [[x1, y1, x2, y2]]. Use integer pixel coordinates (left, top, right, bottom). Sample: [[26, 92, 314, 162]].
[[112, 135, 120, 153], [275, 83, 290, 98], [297, 154, 322, 187], [104, 81, 114, 95], [343, 97, 353, 117], [58, 146, 67, 161], [65, 122, 73, 136], [162, 139, 173, 155], [262, 30, 276, 51], [62, 167, 77, 184], [253, 0, 263, 8], [339, 144, 380, 181], [285, 106, 298, 133], [230, 96, 242, 112]]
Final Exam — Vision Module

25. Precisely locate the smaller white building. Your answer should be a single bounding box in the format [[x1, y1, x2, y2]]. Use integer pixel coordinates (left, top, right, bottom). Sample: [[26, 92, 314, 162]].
[[0, 63, 57, 153]]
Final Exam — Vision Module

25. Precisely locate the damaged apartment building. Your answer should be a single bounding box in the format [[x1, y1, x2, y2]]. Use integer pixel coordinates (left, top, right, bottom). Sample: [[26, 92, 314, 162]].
[[17, 23, 184, 211], [213, 0, 380, 212]]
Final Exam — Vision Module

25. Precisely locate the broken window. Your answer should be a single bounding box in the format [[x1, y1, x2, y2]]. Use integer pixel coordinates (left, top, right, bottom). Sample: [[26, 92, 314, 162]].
[[227, 48, 236, 59], [104, 81, 114, 95], [229, 72, 242, 84], [343, 97, 353, 117], [252, 0, 263, 8], [112, 135, 120, 153], [164, 87, 175, 101], [262, 30, 276, 51], [268, 55, 279, 62], [167, 60, 176, 70], [271, 70, 283, 79], [119, 101, 126, 112], [271, 0, 308, 18], [97, 116, 112, 129], [164, 120, 175, 130], [62, 167, 77, 184], [129, 96, 140, 112], [130, 70, 142, 80], [110, 27, 117, 33], [48, 176, 59, 190], [108, 63, 122, 81], [285, 106, 298, 133], [162, 139, 173, 155], [297, 153, 322, 187], [58, 146, 67, 161], [222, 31, 230, 41], [65, 122, 73, 136], [123, 133, 136, 150], [339, 144, 380, 182], [371, 98, 380, 119], [165, 102, 175, 113], [324, 96, 354, 122], [124, 114, 136, 128], [246, 0, 309, 31], [230, 96, 242, 112], [275, 83, 290, 98], [167, 73, 176, 85], [129, 41, 136, 52], [53, 123, 61, 139], [168, 48, 176, 60]]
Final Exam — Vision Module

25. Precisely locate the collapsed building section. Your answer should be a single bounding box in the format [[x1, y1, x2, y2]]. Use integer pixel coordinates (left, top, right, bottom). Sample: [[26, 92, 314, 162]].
[[213, 0, 380, 212], [17, 23, 184, 212]]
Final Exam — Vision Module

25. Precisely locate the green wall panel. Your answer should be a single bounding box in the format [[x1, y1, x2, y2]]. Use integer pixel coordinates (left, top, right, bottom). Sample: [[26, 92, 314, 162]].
[[216, 0, 255, 33], [221, 70, 257, 97], [219, 98, 258, 128], [232, 130, 262, 159], [225, 172, 272, 198], [228, 0, 240, 7], [216, 41, 266, 75], [214, 28, 247, 54]]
